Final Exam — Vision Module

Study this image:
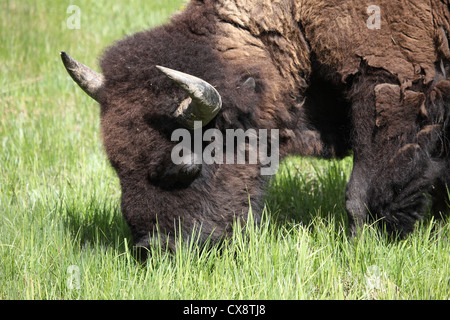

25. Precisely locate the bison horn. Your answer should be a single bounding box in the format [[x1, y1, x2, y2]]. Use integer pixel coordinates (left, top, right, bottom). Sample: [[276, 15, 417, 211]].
[[156, 66, 222, 130], [60, 51, 104, 102]]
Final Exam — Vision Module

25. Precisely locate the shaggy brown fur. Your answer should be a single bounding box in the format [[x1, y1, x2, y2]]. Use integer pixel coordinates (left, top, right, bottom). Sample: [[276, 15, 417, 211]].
[[89, 0, 450, 257]]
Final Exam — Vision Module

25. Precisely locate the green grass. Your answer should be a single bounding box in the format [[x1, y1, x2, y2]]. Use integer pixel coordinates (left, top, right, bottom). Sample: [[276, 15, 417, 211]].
[[1, 0, 449, 300]]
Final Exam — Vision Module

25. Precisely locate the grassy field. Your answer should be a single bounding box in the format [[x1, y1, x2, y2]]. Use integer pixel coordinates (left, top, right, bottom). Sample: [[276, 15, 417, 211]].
[[1, 0, 449, 300]]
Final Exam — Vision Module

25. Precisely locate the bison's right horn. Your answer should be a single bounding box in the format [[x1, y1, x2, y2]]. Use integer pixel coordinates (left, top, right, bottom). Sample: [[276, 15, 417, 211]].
[[60, 51, 104, 102], [156, 66, 222, 130]]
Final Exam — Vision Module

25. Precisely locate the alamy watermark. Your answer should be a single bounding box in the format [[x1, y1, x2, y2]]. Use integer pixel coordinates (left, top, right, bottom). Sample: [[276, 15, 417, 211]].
[[66, 5, 81, 30], [366, 5, 381, 30], [365, 265, 382, 290], [67, 265, 80, 290], [171, 121, 279, 176]]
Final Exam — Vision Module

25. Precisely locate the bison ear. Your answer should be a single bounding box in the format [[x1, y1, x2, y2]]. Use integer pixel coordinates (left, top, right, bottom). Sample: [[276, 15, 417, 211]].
[[60, 51, 104, 102], [156, 65, 222, 130]]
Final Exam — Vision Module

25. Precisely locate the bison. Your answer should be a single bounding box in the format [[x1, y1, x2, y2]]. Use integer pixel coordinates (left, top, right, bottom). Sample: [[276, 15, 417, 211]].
[[61, 0, 450, 257]]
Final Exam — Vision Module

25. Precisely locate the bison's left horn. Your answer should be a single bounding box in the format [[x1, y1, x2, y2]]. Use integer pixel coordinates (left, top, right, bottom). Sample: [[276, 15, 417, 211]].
[[156, 66, 222, 130], [60, 51, 104, 102]]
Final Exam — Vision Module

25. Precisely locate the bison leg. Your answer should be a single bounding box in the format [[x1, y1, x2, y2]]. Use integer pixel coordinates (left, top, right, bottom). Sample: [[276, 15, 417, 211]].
[[346, 128, 440, 238], [346, 76, 447, 237], [345, 161, 371, 236], [365, 145, 442, 236], [429, 153, 450, 220], [428, 80, 450, 220], [430, 178, 450, 220]]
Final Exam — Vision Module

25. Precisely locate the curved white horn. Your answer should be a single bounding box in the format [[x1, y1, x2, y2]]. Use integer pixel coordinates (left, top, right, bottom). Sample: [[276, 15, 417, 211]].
[[156, 66, 222, 129], [60, 51, 104, 101]]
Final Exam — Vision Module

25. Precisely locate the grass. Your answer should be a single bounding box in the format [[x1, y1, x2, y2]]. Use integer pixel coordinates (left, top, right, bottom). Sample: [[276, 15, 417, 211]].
[[1, 0, 449, 300]]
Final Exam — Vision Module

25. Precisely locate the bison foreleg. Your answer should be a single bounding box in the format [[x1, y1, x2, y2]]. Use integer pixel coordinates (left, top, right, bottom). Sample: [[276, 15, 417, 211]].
[[346, 76, 448, 237]]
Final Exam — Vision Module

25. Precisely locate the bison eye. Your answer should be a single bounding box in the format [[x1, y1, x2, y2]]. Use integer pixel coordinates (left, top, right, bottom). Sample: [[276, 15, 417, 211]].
[[149, 161, 202, 190], [143, 113, 179, 139]]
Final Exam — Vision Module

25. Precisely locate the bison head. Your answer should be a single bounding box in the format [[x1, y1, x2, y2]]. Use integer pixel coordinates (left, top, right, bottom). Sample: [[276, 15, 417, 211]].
[[59, 14, 269, 256]]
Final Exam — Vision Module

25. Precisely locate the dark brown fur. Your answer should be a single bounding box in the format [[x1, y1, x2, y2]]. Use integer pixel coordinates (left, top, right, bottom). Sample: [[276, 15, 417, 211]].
[[93, 0, 450, 256]]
